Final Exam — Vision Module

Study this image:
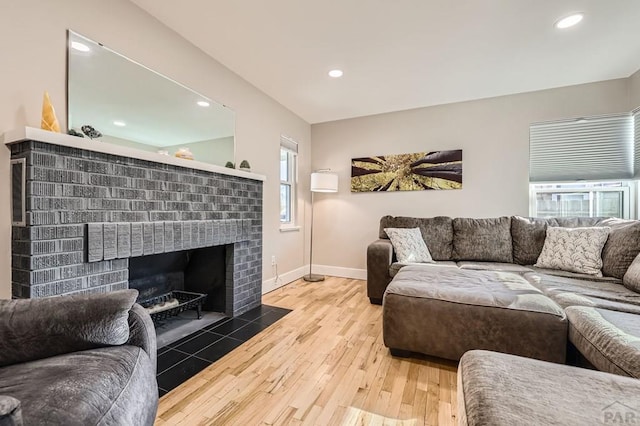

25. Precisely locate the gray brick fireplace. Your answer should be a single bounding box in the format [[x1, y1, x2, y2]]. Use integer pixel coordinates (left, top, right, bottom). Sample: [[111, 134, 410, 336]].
[[9, 138, 263, 317]]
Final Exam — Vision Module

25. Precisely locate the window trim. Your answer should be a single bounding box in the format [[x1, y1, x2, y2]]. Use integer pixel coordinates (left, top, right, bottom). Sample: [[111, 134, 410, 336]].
[[279, 142, 298, 229], [529, 181, 632, 219]]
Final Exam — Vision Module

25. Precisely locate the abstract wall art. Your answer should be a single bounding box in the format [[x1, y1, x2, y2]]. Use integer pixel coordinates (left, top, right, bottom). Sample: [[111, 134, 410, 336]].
[[351, 149, 462, 192]]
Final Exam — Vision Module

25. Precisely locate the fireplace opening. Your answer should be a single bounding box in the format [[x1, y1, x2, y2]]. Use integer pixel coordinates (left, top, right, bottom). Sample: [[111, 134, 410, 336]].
[[129, 244, 229, 317]]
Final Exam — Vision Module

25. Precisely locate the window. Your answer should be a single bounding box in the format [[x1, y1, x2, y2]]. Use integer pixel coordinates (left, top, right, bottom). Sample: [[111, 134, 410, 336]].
[[529, 113, 634, 182], [529, 113, 638, 219], [530, 182, 631, 219], [280, 136, 298, 225]]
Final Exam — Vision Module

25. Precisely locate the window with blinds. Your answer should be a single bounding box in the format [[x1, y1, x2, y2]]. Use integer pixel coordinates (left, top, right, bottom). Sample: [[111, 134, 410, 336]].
[[280, 136, 298, 225], [529, 113, 634, 182], [529, 112, 638, 219]]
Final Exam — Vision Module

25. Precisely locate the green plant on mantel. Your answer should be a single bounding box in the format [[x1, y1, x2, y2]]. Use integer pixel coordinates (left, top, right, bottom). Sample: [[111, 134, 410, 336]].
[[225, 161, 235, 169], [239, 160, 251, 171]]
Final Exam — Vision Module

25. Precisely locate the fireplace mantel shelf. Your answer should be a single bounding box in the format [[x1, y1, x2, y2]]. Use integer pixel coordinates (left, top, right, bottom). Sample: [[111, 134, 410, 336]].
[[2, 127, 265, 182]]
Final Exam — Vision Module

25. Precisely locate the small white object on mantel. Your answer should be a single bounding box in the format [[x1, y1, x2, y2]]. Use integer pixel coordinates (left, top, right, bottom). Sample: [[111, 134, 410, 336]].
[[2, 127, 266, 182]]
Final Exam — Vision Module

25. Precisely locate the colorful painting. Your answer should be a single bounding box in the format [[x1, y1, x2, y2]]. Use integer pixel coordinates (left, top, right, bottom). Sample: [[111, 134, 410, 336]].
[[351, 149, 462, 192]]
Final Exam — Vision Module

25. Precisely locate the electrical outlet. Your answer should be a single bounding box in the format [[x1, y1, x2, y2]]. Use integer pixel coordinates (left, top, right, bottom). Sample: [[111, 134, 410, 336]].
[[271, 255, 277, 266]]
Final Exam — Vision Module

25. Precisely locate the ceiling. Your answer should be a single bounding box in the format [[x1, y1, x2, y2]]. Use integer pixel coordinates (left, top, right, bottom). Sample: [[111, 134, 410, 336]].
[[131, 0, 640, 124]]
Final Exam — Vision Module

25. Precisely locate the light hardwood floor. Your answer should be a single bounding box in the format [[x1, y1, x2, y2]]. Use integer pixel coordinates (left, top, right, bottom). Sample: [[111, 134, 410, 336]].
[[156, 277, 458, 426]]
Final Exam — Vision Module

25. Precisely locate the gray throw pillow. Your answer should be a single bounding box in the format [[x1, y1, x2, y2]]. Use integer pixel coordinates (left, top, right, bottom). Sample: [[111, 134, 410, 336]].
[[0, 289, 138, 367], [535, 227, 610, 276], [384, 228, 434, 264], [452, 217, 513, 262], [598, 218, 640, 279], [623, 252, 640, 293]]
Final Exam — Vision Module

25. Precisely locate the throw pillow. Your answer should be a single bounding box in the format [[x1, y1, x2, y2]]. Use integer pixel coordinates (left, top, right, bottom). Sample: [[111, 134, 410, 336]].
[[597, 218, 640, 279], [623, 252, 640, 293], [384, 227, 434, 264], [535, 227, 611, 276]]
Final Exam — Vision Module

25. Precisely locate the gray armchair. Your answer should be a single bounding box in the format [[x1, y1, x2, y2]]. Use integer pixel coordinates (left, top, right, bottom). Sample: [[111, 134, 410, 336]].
[[0, 289, 158, 426]]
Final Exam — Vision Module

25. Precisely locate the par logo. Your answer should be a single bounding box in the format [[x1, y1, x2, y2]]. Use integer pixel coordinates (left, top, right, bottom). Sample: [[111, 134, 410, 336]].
[[602, 402, 639, 424]]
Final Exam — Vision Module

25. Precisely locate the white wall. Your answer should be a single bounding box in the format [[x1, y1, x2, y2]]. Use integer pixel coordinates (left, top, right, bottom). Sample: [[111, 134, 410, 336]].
[[0, 0, 311, 299], [310, 79, 630, 273]]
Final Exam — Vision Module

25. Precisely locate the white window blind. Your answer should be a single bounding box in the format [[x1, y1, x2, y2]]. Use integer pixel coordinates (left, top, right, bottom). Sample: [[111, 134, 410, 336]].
[[634, 108, 640, 177], [529, 113, 633, 182]]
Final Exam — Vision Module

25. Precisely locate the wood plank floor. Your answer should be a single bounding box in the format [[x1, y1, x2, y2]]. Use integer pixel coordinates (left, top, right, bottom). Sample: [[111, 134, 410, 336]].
[[156, 277, 458, 425]]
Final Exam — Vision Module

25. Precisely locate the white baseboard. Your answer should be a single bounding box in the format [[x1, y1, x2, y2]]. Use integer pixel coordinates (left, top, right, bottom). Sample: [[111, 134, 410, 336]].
[[312, 264, 367, 280], [262, 265, 307, 294], [261, 264, 367, 294]]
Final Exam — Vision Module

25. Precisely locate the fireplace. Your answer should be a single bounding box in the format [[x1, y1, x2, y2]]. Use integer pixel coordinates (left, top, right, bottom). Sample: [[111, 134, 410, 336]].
[[6, 128, 264, 318], [129, 245, 228, 313]]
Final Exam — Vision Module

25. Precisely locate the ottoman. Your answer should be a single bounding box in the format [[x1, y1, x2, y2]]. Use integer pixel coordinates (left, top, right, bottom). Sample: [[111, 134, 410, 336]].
[[566, 306, 640, 378], [458, 350, 640, 426], [383, 265, 567, 362]]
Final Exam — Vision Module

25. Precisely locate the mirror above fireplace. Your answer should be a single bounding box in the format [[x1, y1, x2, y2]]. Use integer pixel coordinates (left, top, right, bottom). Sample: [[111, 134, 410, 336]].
[[66, 30, 235, 167]]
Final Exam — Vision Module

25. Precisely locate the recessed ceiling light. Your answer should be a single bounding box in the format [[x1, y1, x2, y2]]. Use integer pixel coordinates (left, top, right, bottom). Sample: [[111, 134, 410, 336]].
[[328, 69, 344, 78], [70, 41, 90, 52], [113, 120, 126, 127], [555, 13, 584, 29], [197, 100, 210, 107]]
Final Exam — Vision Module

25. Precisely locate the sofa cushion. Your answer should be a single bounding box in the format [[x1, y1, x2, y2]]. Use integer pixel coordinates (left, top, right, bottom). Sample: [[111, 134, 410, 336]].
[[457, 261, 534, 274], [535, 226, 610, 276], [623, 252, 640, 293], [388, 261, 457, 277], [457, 350, 640, 426], [379, 215, 454, 260], [510, 216, 559, 265], [452, 217, 512, 262], [0, 290, 138, 368], [524, 271, 640, 314], [598, 218, 640, 279], [384, 228, 433, 263], [0, 345, 158, 426], [566, 306, 640, 379]]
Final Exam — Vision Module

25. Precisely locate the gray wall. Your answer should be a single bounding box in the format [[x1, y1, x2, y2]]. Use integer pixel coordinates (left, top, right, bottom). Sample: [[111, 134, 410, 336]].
[[310, 79, 631, 273], [0, 0, 311, 299]]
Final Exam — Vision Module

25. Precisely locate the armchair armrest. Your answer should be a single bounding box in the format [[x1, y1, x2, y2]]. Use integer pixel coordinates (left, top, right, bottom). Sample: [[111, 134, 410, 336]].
[[127, 304, 157, 374], [0, 395, 22, 426], [367, 239, 394, 304], [0, 290, 138, 368]]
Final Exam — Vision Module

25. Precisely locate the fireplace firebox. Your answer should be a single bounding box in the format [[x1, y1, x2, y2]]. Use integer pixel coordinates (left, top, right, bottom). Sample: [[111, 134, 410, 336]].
[[129, 245, 228, 316]]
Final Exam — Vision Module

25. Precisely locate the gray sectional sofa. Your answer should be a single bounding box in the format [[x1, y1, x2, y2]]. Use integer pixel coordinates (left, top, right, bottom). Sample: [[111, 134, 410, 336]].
[[370, 215, 640, 425], [0, 289, 158, 425], [368, 215, 640, 366]]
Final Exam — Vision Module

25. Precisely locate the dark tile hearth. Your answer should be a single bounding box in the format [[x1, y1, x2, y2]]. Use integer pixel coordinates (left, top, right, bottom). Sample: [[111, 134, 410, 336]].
[[156, 304, 291, 396]]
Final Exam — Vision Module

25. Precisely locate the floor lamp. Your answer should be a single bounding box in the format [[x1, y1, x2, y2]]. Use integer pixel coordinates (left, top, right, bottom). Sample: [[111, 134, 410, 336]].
[[304, 170, 339, 282]]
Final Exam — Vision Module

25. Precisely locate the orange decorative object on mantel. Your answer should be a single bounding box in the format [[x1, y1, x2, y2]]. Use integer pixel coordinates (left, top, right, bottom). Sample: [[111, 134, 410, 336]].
[[174, 147, 194, 160], [41, 91, 61, 133]]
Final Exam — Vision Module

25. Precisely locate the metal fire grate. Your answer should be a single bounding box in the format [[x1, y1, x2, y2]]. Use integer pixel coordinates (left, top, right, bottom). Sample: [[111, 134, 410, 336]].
[[141, 290, 207, 322]]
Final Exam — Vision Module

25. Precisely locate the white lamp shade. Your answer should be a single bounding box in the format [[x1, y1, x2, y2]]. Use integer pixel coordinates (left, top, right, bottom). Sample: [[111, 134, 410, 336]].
[[310, 172, 338, 193]]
